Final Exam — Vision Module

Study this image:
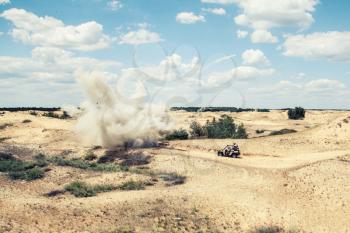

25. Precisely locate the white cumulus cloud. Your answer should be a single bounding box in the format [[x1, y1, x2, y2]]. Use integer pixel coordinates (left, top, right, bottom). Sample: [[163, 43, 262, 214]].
[[0, 0, 10, 5], [251, 30, 278, 43], [242, 49, 269, 66], [202, 8, 226, 15], [282, 31, 350, 63], [176, 12, 206, 24], [119, 28, 162, 45], [1, 8, 112, 51], [232, 0, 319, 43]]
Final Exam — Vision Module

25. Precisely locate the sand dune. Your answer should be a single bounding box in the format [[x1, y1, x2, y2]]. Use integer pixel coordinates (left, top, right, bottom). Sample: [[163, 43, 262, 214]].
[[0, 110, 349, 232]]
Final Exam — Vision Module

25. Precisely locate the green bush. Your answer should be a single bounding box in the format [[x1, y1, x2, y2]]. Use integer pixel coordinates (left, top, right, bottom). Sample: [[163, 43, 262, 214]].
[[166, 129, 189, 140], [235, 123, 248, 139], [64, 181, 96, 197], [288, 107, 305, 120], [189, 121, 205, 138], [204, 115, 249, 139]]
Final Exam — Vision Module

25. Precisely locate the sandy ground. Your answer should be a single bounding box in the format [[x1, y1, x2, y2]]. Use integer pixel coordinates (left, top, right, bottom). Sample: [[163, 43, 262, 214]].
[[0, 110, 349, 233]]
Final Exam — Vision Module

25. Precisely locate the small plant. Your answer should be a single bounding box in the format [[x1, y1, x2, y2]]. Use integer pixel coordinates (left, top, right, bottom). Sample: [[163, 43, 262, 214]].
[[118, 180, 145, 190], [288, 107, 305, 120], [166, 129, 189, 140], [22, 119, 32, 123], [30, 111, 38, 116]]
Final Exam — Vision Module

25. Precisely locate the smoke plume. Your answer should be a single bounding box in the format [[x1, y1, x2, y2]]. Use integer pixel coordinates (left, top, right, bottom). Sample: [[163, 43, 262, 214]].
[[74, 70, 173, 148]]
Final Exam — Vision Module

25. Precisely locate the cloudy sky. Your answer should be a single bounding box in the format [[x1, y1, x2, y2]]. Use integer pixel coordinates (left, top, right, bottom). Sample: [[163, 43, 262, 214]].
[[0, 0, 349, 108]]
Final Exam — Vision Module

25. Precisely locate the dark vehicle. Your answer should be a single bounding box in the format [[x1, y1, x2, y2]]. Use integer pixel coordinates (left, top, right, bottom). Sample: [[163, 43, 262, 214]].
[[217, 143, 240, 158]]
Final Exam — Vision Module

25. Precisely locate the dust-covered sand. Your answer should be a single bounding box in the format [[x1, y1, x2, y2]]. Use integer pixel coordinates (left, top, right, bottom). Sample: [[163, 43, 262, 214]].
[[0, 110, 349, 233]]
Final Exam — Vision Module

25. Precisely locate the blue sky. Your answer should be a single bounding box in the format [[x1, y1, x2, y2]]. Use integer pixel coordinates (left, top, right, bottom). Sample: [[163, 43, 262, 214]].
[[0, 0, 349, 108]]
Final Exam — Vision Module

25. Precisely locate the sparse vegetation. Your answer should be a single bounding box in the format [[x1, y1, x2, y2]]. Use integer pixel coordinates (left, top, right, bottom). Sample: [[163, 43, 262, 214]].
[[42, 111, 71, 119], [49, 156, 125, 172], [64, 180, 144, 197], [288, 107, 305, 120], [30, 111, 38, 116], [22, 119, 32, 123], [118, 180, 145, 190], [165, 129, 189, 140], [0, 152, 47, 181], [9, 167, 45, 181]]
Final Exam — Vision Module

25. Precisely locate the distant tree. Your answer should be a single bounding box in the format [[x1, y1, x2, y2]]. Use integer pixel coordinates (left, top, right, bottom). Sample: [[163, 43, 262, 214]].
[[288, 107, 305, 120]]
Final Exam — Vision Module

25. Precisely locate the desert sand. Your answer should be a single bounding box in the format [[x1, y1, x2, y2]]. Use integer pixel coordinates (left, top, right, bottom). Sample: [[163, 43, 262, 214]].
[[0, 110, 349, 233]]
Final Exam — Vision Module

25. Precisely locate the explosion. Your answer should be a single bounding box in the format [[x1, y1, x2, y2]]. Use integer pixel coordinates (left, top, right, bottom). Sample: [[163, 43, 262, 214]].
[[74, 70, 173, 148]]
